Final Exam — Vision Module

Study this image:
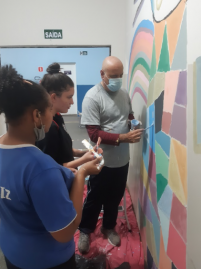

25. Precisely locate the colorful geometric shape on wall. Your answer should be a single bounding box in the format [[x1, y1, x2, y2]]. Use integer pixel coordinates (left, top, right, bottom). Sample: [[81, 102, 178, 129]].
[[157, 25, 170, 72], [169, 105, 187, 146], [158, 185, 173, 219], [155, 141, 169, 180], [146, 219, 158, 267], [141, 161, 152, 202], [142, 185, 152, 223], [143, 136, 150, 172], [158, 208, 170, 252], [155, 131, 171, 157], [150, 202, 160, 263], [149, 104, 155, 152], [168, 140, 187, 206], [172, 139, 187, 202], [150, 38, 157, 82], [163, 71, 180, 114], [167, 222, 186, 269], [170, 194, 187, 243], [171, 9, 187, 71], [148, 148, 156, 182], [166, 0, 186, 66], [150, 179, 160, 220], [159, 229, 172, 269], [154, 20, 165, 67], [156, 174, 168, 203], [153, 72, 165, 101], [155, 91, 164, 133], [147, 77, 155, 107], [162, 112, 172, 135], [175, 71, 187, 106]]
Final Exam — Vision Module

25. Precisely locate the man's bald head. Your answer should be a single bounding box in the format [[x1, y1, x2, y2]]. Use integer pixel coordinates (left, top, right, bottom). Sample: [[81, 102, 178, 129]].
[[100, 56, 124, 91], [102, 56, 123, 72]]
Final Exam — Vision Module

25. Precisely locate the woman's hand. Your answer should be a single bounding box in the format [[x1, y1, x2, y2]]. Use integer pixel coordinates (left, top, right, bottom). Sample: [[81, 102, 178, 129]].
[[81, 157, 103, 176], [81, 150, 95, 163]]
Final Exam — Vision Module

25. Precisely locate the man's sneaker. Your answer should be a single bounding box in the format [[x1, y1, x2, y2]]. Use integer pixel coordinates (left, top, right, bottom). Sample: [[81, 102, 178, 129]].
[[101, 227, 121, 246], [78, 232, 90, 254]]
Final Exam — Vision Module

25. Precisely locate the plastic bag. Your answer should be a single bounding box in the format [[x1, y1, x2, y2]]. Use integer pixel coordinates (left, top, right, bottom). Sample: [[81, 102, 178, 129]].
[[75, 254, 106, 269]]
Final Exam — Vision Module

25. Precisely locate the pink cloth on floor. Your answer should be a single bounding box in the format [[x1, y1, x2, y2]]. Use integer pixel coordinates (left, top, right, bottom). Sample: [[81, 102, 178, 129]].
[[74, 187, 144, 269]]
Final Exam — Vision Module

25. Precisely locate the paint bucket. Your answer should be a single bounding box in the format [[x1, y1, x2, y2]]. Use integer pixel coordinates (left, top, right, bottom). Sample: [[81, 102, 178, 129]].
[[131, 119, 140, 130]]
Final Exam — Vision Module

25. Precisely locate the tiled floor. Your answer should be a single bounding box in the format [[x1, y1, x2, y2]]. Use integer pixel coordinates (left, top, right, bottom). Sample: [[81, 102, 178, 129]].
[[0, 115, 88, 269]]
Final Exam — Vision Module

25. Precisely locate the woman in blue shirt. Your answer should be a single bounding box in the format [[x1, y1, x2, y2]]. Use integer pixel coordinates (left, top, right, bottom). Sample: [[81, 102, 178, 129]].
[[0, 65, 102, 269]]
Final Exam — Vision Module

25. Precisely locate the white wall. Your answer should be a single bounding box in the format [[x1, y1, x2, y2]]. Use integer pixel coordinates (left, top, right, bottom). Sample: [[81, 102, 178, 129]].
[[187, 1, 201, 268], [0, 0, 126, 64], [0, 0, 126, 130], [0, 115, 6, 136]]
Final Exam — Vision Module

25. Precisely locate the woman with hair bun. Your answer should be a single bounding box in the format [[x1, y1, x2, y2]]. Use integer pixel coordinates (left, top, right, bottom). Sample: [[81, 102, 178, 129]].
[[37, 63, 101, 173], [0, 65, 102, 269]]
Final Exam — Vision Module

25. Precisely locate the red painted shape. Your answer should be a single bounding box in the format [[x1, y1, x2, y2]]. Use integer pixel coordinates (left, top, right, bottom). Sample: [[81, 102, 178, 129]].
[[167, 222, 186, 269], [170, 194, 187, 243], [38, 67, 43, 72]]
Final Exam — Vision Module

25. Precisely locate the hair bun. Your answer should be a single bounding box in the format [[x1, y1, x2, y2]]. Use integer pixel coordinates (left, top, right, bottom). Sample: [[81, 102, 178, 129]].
[[46, 63, 61, 74]]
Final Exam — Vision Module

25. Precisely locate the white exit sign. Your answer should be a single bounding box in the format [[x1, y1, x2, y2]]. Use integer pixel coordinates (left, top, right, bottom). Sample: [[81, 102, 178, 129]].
[[44, 30, 62, 39]]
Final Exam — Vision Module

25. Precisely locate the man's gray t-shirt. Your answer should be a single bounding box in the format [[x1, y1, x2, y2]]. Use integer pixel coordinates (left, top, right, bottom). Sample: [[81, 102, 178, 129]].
[[81, 83, 133, 168]]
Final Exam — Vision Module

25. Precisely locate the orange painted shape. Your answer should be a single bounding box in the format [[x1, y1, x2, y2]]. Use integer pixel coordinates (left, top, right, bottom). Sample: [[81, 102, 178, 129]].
[[154, 20, 166, 67], [166, 0, 186, 66], [159, 229, 171, 269], [172, 139, 187, 202]]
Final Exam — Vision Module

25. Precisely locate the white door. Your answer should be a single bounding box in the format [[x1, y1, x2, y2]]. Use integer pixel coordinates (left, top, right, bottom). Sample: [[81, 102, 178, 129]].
[[59, 63, 77, 115]]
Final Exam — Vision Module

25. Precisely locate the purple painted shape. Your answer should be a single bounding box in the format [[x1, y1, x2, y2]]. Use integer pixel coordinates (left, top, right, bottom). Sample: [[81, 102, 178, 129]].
[[142, 185, 152, 223], [175, 71, 187, 106], [169, 104, 187, 145], [149, 179, 160, 220], [148, 147, 156, 182], [151, 262, 158, 269]]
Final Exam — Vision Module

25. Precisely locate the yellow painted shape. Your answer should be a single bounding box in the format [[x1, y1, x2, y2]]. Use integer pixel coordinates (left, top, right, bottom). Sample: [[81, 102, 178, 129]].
[[166, 0, 186, 66], [172, 139, 187, 203], [146, 218, 158, 267], [159, 229, 172, 269], [153, 72, 165, 101], [154, 20, 166, 67], [169, 140, 187, 206], [141, 160, 152, 201]]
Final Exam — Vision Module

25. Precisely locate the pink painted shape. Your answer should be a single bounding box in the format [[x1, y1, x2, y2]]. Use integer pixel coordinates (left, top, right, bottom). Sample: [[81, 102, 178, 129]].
[[167, 222, 186, 269], [129, 31, 153, 69], [131, 87, 147, 103], [129, 33, 153, 79], [163, 71, 180, 114], [170, 194, 187, 243], [132, 70, 149, 88], [148, 147, 156, 182], [162, 111, 172, 135]]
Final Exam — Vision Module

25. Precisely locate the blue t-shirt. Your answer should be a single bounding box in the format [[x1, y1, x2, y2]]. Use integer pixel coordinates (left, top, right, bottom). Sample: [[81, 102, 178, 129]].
[[0, 144, 77, 269]]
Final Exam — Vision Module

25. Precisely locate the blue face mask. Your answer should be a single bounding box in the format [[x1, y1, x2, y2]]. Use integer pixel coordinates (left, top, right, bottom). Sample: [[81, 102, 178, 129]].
[[104, 74, 122, 92]]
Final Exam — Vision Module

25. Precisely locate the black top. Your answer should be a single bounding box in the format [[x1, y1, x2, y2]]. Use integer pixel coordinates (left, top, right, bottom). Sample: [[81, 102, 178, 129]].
[[36, 114, 74, 165]]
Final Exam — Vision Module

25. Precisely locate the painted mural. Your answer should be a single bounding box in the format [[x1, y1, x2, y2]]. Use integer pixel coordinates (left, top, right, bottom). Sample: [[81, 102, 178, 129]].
[[128, 0, 187, 268]]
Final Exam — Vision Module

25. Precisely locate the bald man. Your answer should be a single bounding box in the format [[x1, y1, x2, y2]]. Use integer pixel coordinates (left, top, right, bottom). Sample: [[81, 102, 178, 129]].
[[78, 56, 143, 254]]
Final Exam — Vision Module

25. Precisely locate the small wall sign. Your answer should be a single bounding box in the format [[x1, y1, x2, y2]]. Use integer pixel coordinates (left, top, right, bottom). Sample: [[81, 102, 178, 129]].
[[44, 30, 62, 39], [38, 67, 43, 72], [80, 51, 88, 55]]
